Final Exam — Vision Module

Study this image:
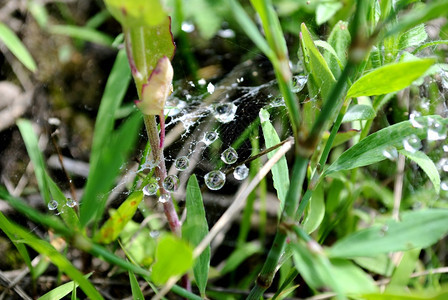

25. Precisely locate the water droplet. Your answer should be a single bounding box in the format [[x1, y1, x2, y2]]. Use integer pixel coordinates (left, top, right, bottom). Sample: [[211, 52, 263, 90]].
[[175, 156, 189, 171], [150, 230, 160, 238], [234, 164, 249, 180], [427, 118, 447, 141], [443, 145, 448, 152], [143, 182, 159, 196], [181, 22, 195, 33], [440, 70, 448, 90], [159, 194, 170, 203], [204, 171, 226, 190], [164, 97, 186, 117], [379, 225, 389, 237], [163, 175, 179, 192], [48, 200, 58, 211], [48, 117, 61, 126], [207, 82, 215, 94], [382, 146, 398, 161], [291, 75, 308, 93], [409, 111, 423, 128], [198, 78, 206, 86], [212, 103, 237, 123], [66, 198, 76, 208], [403, 134, 422, 153], [217, 29, 235, 38], [441, 180, 448, 191], [202, 131, 218, 145], [221, 147, 238, 164]]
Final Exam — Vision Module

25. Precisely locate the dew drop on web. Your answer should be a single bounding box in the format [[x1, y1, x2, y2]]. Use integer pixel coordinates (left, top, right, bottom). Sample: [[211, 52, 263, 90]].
[[441, 180, 448, 191], [291, 75, 308, 93], [409, 111, 423, 128], [202, 131, 218, 145], [143, 182, 159, 196], [382, 146, 398, 161], [221, 147, 238, 164], [159, 194, 170, 203], [207, 82, 215, 94], [212, 103, 237, 123], [48, 200, 58, 211], [66, 198, 76, 208], [163, 175, 179, 192], [403, 134, 422, 153], [438, 158, 448, 172], [204, 170, 226, 190], [426, 117, 447, 141], [234, 164, 249, 180], [150, 230, 160, 238], [175, 156, 189, 171]]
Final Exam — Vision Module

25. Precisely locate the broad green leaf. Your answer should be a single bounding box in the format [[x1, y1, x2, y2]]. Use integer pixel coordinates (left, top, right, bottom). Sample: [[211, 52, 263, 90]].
[[354, 255, 393, 276], [326, 115, 448, 175], [328, 129, 360, 148], [328, 209, 448, 258], [316, 1, 343, 25], [399, 24, 427, 50], [94, 191, 144, 243], [129, 271, 144, 300], [220, 242, 262, 275], [104, 0, 166, 27], [0, 22, 37, 72], [346, 59, 434, 98], [400, 150, 440, 194], [39, 273, 92, 300], [80, 112, 142, 226], [326, 20, 350, 77], [300, 23, 336, 101], [183, 175, 210, 296], [0, 213, 103, 300], [260, 109, 289, 210], [151, 234, 194, 285], [302, 183, 325, 234], [120, 221, 156, 267], [342, 104, 376, 123], [386, 249, 420, 293], [48, 25, 114, 46]]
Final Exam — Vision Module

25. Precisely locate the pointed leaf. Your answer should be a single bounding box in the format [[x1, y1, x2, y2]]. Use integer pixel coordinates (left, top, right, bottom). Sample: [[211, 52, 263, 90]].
[[342, 104, 376, 123], [129, 271, 144, 300], [400, 150, 440, 194], [104, 0, 167, 27]]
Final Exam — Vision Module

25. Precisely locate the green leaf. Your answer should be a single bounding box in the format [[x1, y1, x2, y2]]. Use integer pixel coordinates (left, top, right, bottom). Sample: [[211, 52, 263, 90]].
[[185, 0, 227, 39], [0, 213, 102, 300], [80, 112, 142, 226], [316, 1, 343, 25], [315, 40, 344, 72], [328, 209, 448, 258], [94, 191, 144, 243], [39, 273, 92, 300], [260, 109, 289, 210], [48, 25, 114, 46], [151, 234, 194, 285], [300, 23, 336, 101], [386, 249, 420, 293], [326, 21, 350, 78], [342, 104, 376, 123], [398, 24, 427, 50], [129, 271, 144, 300], [400, 150, 440, 194], [354, 255, 394, 276], [327, 129, 360, 148], [220, 242, 262, 275], [346, 59, 434, 98], [0, 22, 37, 72], [183, 175, 210, 296], [302, 183, 325, 234], [326, 115, 448, 175], [104, 0, 167, 27]]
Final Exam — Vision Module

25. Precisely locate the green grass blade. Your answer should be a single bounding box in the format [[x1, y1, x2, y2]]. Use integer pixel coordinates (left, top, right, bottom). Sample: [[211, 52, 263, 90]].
[[89, 49, 131, 170], [220, 242, 262, 276], [129, 271, 144, 300], [328, 209, 448, 258], [80, 111, 142, 227], [400, 150, 440, 194], [386, 249, 420, 293], [302, 183, 325, 234], [0, 213, 103, 300], [38, 273, 92, 300], [183, 175, 210, 296], [0, 22, 37, 72], [326, 115, 448, 175], [260, 108, 289, 210], [346, 59, 434, 98], [341, 104, 376, 123], [48, 25, 114, 46]]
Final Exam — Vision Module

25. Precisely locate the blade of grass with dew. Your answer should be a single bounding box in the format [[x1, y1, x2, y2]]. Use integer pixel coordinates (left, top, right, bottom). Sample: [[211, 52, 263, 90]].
[[38, 273, 92, 300], [260, 108, 289, 211], [150, 234, 194, 285], [328, 209, 448, 258], [48, 25, 114, 46], [129, 271, 144, 300], [346, 59, 434, 98], [94, 191, 144, 243], [399, 150, 440, 194], [0, 22, 37, 72], [341, 104, 376, 123], [0, 212, 103, 300], [80, 111, 142, 226], [183, 175, 210, 296], [325, 115, 448, 175]]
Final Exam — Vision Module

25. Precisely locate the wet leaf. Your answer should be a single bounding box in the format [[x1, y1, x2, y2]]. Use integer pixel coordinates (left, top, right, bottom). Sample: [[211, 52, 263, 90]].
[[400, 150, 440, 194], [346, 59, 434, 98], [104, 0, 166, 28], [328, 209, 448, 258], [94, 191, 144, 244], [342, 105, 376, 123], [399, 24, 427, 50], [151, 234, 194, 285]]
